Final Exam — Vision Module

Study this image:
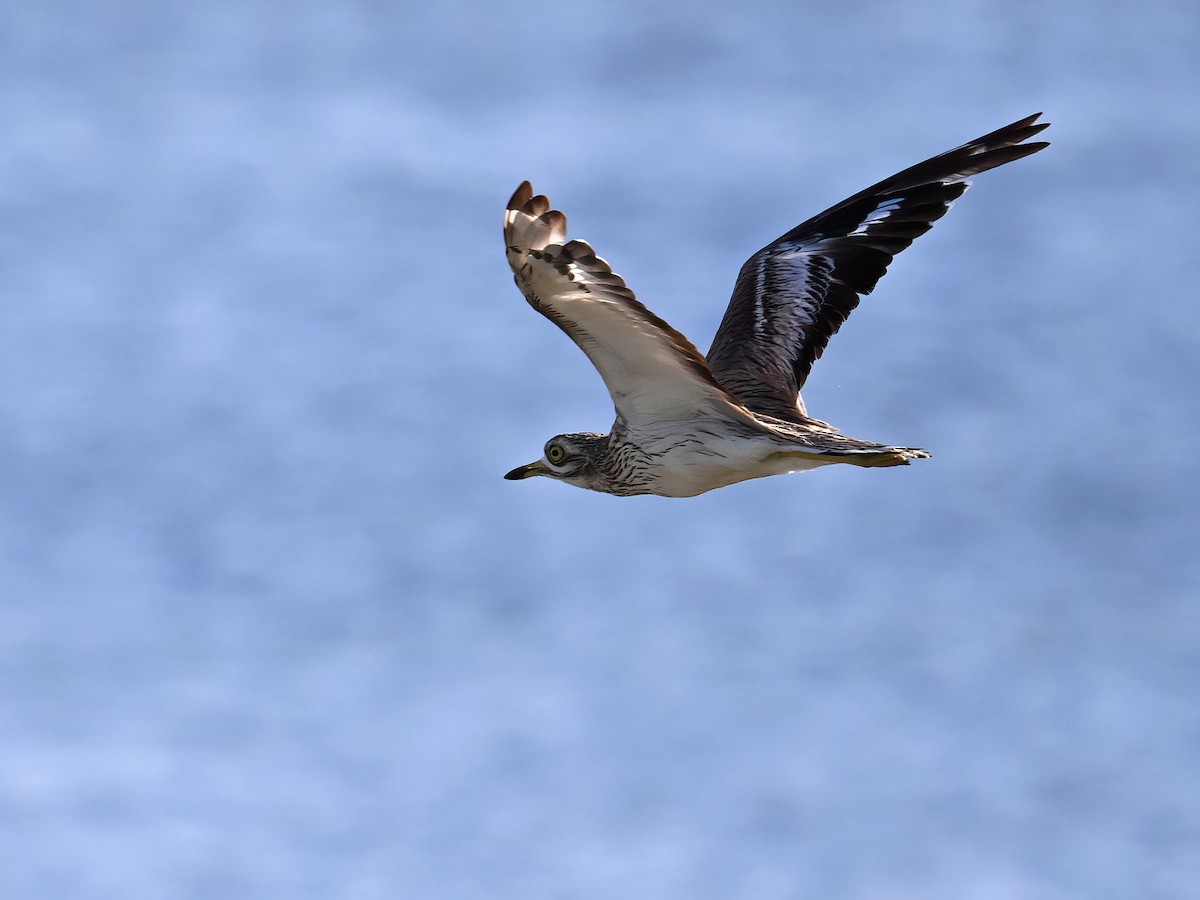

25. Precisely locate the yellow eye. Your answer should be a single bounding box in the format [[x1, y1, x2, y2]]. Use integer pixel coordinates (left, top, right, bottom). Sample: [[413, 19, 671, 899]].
[[546, 444, 566, 464]]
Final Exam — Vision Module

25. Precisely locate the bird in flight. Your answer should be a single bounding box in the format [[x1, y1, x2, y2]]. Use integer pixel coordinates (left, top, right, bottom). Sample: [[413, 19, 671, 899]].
[[503, 113, 1049, 497]]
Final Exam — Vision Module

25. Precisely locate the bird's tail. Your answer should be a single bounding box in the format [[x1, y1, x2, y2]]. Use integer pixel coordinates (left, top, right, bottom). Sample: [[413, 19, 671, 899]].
[[773, 444, 931, 469], [840, 446, 931, 467]]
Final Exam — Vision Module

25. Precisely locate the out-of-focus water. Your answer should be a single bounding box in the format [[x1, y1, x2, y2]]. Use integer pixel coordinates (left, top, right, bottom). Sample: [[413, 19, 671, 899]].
[[1, 2, 1197, 898]]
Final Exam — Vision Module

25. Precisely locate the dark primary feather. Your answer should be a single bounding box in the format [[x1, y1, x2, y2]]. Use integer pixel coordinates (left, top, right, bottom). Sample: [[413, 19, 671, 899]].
[[705, 113, 1050, 421]]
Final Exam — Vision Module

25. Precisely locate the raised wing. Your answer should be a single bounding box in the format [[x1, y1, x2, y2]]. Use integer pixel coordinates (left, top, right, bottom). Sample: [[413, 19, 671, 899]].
[[706, 113, 1050, 421], [505, 182, 748, 429]]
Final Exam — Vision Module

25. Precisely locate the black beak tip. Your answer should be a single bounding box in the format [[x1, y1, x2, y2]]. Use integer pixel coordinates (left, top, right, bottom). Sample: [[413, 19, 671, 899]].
[[503, 466, 528, 481]]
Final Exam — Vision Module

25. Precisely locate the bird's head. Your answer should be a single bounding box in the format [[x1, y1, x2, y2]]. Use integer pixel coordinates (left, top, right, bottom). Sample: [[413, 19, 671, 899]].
[[504, 432, 609, 491]]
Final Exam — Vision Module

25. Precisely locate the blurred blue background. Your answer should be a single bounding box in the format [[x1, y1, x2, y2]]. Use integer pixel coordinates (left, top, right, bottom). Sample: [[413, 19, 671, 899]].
[[1, 1, 1197, 898]]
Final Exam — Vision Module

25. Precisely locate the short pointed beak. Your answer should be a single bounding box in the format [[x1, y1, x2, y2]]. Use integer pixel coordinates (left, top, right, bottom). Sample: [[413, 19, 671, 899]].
[[504, 460, 547, 481]]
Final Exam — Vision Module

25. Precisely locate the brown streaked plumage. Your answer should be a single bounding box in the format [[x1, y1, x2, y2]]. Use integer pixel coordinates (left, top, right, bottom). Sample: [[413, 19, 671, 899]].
[[502, 114, 1050, 497]]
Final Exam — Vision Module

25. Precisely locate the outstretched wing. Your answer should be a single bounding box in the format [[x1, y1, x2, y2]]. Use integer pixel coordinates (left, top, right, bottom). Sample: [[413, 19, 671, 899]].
[[706, 113, 1050, 421], [505, 182, 748, 429]]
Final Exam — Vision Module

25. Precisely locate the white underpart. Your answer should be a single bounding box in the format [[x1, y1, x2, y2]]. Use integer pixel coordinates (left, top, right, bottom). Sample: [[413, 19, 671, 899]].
[[626, 418, 837, 498]]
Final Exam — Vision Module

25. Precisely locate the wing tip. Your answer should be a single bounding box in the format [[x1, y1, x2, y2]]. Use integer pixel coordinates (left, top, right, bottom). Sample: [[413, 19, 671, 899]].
[[977, 112, 1052, 153], [932, 112, 1051, 181], [506, 180, 551, 217], [504, 182, 567, 253], [508, 180, 534, 211]]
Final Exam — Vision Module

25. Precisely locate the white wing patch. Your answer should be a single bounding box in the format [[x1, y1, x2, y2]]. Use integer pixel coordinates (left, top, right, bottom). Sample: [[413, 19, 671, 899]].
[[848, 195, 911, 236]]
